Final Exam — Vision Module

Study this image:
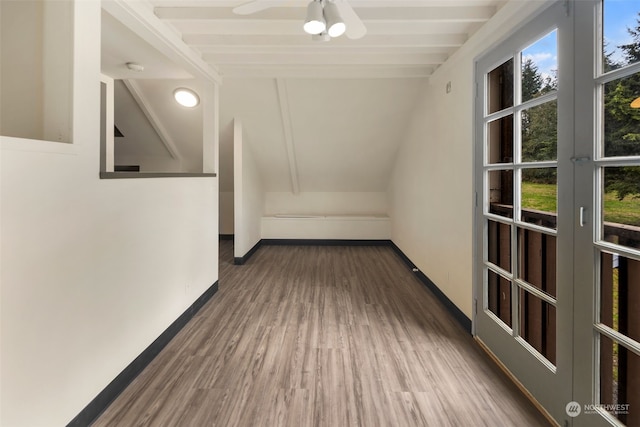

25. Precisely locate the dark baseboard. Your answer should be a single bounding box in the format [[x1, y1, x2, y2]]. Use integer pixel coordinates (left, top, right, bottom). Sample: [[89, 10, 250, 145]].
[[67, 281, 219, 427], [219, 234, 234, 241], [234, 240, 262, 265], [389, 242, 472, 334], [261, 239, 392, 246]]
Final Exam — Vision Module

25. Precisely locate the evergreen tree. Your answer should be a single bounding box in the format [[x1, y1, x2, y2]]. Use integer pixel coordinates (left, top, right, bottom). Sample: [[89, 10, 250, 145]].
[[522, 58, 543, 102], [603, 15, 640, 199], [521, 59, 557, 183], [518, 14, 640, 197]]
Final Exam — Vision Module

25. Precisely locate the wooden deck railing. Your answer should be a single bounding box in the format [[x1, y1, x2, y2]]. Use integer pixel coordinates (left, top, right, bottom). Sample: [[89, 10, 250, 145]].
[[601, 252, 640, 425], [488, 203, 640, 423]]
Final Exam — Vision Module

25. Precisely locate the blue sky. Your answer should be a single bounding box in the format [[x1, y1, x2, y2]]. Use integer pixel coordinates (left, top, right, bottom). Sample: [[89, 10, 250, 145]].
[[521, 30, 557, 81], [604, 0, 640, 64], [520, 0, 640, 78]]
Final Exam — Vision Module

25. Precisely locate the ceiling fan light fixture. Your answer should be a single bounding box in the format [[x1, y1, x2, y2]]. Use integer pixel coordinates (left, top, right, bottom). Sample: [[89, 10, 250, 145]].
[[312, 31, 331, 42], [323, 1, 345, 38], [174, 88, 200, 108], [304, 0, 326, 35]]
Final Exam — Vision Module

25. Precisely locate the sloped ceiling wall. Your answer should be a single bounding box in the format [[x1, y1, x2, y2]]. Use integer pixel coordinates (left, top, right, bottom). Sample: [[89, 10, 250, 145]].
[[113, 80, 173, 167], [219, 77, 425, 194], [286, 78, 424, 191], [219, 78, 288, 191]]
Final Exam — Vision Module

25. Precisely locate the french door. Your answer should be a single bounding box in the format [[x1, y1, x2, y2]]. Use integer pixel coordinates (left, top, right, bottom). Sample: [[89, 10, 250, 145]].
[[573, 1, 640, 426], [475, 1, 640, 426], [474, 2, 573, 423]]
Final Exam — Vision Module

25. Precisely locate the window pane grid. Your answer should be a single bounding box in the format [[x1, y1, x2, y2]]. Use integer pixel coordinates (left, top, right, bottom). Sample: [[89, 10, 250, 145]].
[[599, 333, 640, 425], [600, 75, 640, 159], [596, 61, 640, 83], [595, 157, 640, 167], [487, 57, 514, 115], [483, 92, 558, 123], [515, 279, 557, 306], [516, 228, 558, 299], [487, 268, 513, 328], [518, 91, 558, 111], [513, 220, 558, 237], [482, 27, 559, 360], [597, 326, 640, 366], [596, 241, 640, 261], [598, 166, 640, 251], [517, 162, 558, 169], [484, 107, 515, 123], [518, 289, 557, 365], [599, 250, 640, 342]]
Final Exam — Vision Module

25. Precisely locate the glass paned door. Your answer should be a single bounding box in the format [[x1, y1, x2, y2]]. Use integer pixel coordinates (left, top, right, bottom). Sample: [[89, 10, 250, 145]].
[[573, 1, 640, 425], [474, 2, 572, 423], [477, 1, 640, 425]]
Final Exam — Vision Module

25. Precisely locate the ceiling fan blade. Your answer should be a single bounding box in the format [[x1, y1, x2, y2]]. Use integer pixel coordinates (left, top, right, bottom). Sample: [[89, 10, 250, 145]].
[[334, 0, 366, 40], [232, 0, 289, 15]]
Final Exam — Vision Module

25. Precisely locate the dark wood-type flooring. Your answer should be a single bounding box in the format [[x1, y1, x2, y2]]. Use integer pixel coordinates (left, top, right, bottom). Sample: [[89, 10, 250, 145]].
[[93, 241, 550, 426]]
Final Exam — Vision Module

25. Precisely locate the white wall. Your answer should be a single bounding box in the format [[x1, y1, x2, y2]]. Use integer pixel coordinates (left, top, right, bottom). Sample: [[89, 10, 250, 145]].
[[0, 0, 73, 143], [0, 2, 219, 426], [262, 216, 390, 240], [0, 1, 43, 140], [233, 119, 264, 258], [388, 0, 550, 319], [219, 191, 235, 234], [264, 192, 387, 216]]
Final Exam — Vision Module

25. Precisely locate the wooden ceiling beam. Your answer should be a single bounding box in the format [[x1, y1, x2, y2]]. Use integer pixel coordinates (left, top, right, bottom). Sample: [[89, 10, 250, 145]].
[[155, 6, 495, 22], [182, 33, 467, 47], [203, 52, 448, 65]]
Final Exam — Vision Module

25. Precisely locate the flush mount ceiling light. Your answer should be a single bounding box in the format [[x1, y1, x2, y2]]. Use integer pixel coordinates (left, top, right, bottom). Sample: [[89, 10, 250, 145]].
[[303, 0, 325, 35], [126, 62, 144, 72], [312, 32, 331, 42], [174, 88, 199, 108]]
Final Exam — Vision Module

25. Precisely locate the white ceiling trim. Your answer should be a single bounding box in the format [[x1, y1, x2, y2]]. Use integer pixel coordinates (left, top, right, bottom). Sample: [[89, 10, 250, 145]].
[[182, 33, 468, 47], [122, 80, 182, 160], [203, 52, 448, 65], [276, 79, 300, 194], [195, 45, 454, 55], [221, 65, 433, 78], [168, 20, 476, 35], [154, 5, 495, 21], [151, 1, 501, 8], [102, 0, 222, 84]]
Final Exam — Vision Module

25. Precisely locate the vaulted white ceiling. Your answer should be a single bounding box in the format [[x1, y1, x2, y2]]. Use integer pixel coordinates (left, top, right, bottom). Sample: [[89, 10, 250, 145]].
[[103, 0, 505, 193]]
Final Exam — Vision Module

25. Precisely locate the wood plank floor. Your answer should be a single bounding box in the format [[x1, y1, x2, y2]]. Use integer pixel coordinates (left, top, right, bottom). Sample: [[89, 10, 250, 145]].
[[93, 241, 551, 427]]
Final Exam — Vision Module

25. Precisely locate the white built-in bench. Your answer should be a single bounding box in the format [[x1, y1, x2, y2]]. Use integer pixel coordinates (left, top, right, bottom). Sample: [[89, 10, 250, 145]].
[[261, 214, 390, 240]]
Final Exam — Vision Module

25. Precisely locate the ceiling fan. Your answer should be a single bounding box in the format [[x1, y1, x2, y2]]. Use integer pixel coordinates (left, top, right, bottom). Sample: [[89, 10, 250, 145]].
[[233, 0, 367, 40]]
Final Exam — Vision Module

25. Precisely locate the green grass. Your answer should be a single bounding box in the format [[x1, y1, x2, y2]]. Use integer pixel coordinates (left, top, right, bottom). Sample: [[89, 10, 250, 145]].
[[521, 182, 558, 213], [603, 192, 640, 226], [520, 182, 630, 388], [521, 182, 640, 227]]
